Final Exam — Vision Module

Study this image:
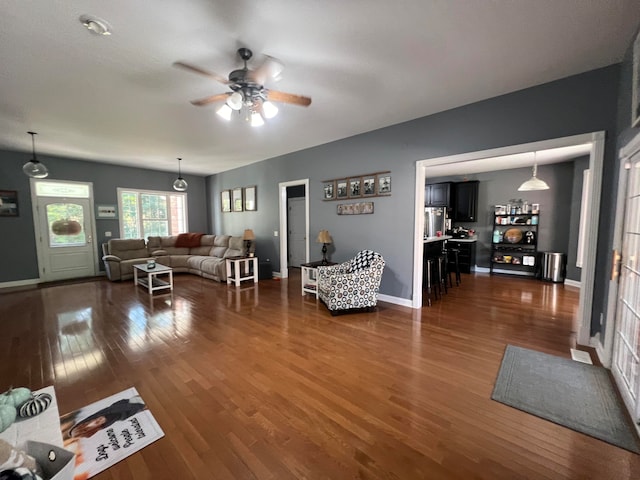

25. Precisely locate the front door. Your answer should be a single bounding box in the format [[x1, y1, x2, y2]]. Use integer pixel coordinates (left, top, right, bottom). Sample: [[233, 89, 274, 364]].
[[32, 180, 97, 282], [611, 149, 640, 425]]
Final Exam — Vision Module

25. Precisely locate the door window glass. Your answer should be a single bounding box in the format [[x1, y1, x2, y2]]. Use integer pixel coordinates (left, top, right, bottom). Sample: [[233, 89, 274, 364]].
[[47, 203, 86, 247]]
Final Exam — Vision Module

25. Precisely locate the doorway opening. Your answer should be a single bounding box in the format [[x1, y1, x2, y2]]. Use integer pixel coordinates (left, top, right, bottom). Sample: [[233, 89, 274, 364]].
[[412, 132, 605, 349], [278, 179, 309, 278], [30, 179, 98, 282]]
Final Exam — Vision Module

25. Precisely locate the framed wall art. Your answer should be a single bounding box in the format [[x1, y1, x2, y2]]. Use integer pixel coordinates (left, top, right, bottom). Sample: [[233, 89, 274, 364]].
[[221, 190, 231, 212], [0, 190, 18, 217], [96, 204, 117, 219], [337, 202, 374, 215], [232, 187, 243, 212], [244, 186, 257, 211], [378, 175, 391, 194], [323, 171, 391, 201], [323, 181, 335, 200]]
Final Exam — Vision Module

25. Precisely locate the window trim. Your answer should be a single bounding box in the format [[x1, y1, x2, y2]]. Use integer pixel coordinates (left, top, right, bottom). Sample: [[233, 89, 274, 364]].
[[117, 187, 188, 240]]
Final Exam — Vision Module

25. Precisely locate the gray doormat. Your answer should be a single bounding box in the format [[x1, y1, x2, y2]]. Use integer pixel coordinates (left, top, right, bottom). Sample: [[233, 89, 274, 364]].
[[492, 345, 640, 453]]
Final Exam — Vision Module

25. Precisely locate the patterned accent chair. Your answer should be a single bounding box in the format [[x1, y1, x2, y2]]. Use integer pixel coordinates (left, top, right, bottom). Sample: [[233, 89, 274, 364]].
[[317, 250, 385, 314]]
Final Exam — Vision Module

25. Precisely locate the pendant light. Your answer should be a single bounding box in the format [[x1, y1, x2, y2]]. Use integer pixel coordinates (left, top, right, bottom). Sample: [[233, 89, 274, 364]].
[[22, 131, 49, 178], [172, 158, 188, 192], [518, 153, 549, 191]]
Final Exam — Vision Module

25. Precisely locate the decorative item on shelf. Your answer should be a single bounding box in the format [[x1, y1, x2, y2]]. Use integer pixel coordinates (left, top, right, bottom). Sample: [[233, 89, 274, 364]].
[[504, 228, 523, 244], [243, 229, 255, 257], [146, 259, 156, 269], [518, 152, 549, 191], [172, 158, 188, 192], [316, 229, 332, 264], [22, 132, 48, 178]]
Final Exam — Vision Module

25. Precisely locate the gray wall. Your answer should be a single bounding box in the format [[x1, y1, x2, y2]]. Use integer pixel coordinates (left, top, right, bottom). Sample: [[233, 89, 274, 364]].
[[429, 160, 580, 279], [207, 65, 621, 331], [0, 150, 207, 282]]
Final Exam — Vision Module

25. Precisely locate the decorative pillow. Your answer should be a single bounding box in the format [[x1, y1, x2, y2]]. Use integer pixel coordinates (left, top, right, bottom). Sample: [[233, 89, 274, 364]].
[[174, 233, 204, 248]]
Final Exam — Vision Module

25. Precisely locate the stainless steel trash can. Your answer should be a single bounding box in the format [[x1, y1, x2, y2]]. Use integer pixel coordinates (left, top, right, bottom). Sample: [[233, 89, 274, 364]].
[[540, 252, 566, 283]]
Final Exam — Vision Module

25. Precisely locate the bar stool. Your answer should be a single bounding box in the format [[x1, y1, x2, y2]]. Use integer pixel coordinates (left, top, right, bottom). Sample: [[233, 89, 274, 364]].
[[436, 254, 448, 295], [448, 248, 461, 286], [423, 257, 437, 306]]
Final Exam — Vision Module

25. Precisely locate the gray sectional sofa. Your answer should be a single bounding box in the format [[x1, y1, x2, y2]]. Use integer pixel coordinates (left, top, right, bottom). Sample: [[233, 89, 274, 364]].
[[102, 234, 248, 282]]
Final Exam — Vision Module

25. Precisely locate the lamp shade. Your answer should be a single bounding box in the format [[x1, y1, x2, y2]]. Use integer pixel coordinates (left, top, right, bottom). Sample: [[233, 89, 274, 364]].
[[216, 104, 233, 121], [173, 158, 188, 192], [518, 164, 549, 191], [316, 230, 332, 244], [243, 229, 256, 240], [23, 131, 49, 178]]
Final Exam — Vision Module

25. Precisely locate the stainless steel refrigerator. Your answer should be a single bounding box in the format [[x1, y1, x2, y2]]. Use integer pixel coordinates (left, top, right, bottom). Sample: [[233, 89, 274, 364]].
[[424, 207, 447, 238]]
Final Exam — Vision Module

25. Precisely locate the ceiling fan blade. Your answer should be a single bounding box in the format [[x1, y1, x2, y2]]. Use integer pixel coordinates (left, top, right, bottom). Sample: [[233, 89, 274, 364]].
[[190, 93, 230, 106], [266, 90, 312, 107], [249, 55, 285, 85], [173, 61, 229, 85]]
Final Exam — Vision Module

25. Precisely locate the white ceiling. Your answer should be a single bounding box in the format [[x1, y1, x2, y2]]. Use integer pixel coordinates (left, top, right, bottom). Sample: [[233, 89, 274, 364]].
[[0, 1, 638, 176]]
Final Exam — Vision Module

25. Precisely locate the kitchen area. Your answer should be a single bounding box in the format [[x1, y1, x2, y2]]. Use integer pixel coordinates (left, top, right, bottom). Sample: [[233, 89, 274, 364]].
[[423, 180, 479, 304]]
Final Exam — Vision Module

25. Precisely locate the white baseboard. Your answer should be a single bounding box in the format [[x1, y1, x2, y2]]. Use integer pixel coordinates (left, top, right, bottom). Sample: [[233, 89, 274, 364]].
[[0, 278, 40, 289], [272, 271, 283, 279], [564, 279, 581, 289], [378, 293, 414, 308]]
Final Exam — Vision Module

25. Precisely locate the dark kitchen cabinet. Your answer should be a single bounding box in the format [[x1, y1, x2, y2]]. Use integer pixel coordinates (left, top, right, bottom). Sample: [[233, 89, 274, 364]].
[[425, 182, 452, 207], [453, 181, 479, 222]]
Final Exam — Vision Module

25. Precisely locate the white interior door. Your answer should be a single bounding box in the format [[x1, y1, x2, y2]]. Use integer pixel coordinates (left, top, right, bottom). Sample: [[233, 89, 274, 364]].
[[611, 151, 640, 425], [288, 197, 306, 267]]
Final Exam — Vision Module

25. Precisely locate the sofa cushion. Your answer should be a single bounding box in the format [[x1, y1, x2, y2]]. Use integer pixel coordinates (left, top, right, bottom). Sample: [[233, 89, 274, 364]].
[[109, 239, 149, 260], [190, 235, 215, 255], [169, 255, 191, 268], [187, 255, 210, 270], [200, 257, 226, 278]]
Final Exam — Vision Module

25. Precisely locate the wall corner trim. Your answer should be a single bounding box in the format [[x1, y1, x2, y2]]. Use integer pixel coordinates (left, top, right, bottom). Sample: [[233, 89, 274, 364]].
[[378, 294, 414, 308]]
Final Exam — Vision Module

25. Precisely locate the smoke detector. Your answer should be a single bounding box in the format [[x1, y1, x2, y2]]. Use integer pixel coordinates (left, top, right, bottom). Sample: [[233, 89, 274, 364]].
[[79, 15, 112, 36]]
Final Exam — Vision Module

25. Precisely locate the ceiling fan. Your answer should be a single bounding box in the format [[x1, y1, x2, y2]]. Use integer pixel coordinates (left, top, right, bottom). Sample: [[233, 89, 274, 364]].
[[174, 48, 312, 126]]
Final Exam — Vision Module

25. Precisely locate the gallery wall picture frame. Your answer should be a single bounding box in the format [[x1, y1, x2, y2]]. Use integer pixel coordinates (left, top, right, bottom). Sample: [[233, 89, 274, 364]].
[[323, 181, 335, 200], [336, 202, 374, 215], [96, 204, 117, 219], [378, 175, 391, 194], [244, 186, 257, 211], [232, 187, 243, 212], [336, 180, 348, 199], [632, 28, 640, 127], [0, 190, 18, 217], [349, 178, 361, 197], [362, 176, 376, 196], [221, 190, 231, 212]]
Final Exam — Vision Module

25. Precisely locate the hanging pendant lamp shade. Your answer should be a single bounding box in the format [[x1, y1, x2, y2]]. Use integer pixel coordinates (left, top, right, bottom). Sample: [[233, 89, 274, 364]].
[[23, 132, 49, 178], [518, 155, 549, 191], [172, 157, 188, 192]]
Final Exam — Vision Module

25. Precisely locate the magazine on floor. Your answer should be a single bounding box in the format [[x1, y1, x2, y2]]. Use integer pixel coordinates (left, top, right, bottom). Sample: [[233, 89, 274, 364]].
[[59, 387, 164, 479]]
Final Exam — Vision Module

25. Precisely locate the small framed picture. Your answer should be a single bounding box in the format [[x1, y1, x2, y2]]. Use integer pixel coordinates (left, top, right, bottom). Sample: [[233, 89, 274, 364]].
[[96, 204, 117, 219], [244, 186, 257, 211], [362, 176, 376, 196], [221, 190, 231, 212], [336, 180, 348, 199], [0, 190, 18, 217], [323, 181, 335, 200], [378, 175, 391, 194], [232, 187, 243, 212], [349, 178, 361, 197]]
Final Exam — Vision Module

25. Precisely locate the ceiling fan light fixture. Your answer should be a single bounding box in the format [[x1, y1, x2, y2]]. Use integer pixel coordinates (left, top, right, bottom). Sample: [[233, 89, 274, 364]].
[[262, 101, 278, 119], [23, 131, 49, 179], [250, 111, 265, 127], [227, 92, 243, 110], [518, 161, 549, 191], [216, 104, 233, 121], [172, 158, 188, 192]]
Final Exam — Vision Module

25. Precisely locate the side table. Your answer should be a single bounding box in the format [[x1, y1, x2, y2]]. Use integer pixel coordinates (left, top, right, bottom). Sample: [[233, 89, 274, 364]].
[[226, 256, 259, 286], [301, 261, 337, 297]]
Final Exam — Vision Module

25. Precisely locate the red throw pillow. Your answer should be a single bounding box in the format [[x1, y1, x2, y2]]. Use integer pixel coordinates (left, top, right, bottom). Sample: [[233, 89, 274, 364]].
[[174, 233, 204, 248]]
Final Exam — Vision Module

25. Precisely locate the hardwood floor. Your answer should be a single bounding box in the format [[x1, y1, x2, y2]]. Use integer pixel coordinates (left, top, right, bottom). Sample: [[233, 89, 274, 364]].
[[1, 271, 638, 479]]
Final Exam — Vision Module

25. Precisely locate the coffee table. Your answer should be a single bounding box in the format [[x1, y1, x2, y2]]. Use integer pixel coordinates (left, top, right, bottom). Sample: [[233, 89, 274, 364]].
[[134, 263, 173, 294]]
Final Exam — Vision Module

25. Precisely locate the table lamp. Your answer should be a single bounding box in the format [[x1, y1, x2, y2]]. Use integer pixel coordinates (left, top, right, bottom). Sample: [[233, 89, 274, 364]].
[[243, 229, 255, 257], [316, 230, 332, 264]]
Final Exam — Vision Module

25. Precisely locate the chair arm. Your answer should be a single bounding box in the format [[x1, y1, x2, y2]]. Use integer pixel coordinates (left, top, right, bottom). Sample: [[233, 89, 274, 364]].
[[152, 249, 168, 256], [317, 268, 381, 290], [102, 254, 121, 262]]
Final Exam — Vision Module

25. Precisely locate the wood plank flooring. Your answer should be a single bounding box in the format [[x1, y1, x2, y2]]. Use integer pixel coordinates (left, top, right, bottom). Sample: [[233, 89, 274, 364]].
[[1, 271, 638, 479]]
